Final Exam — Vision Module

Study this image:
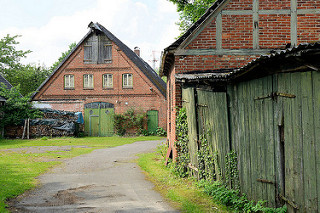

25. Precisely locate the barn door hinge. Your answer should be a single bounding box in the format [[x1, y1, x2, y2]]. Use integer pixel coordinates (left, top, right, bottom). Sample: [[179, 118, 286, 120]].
[[254, 92, 296, 101], [182, 99, 189, 103], [257, 178, 275, 184], [279, 194, 299, 210], [197, 104, 208, 107]]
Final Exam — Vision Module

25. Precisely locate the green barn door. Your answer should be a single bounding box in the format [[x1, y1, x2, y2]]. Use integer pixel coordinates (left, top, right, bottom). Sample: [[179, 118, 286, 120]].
[[84, 102, 114, 136], [147, 110, 158, 133]]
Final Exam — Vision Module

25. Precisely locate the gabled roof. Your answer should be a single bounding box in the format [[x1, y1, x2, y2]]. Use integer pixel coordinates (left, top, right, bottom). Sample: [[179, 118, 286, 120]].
[[160, 0, 227, 76], [32, 22, 166, 98], [0, 73, 13, 101], [0, 73, 13, 90]]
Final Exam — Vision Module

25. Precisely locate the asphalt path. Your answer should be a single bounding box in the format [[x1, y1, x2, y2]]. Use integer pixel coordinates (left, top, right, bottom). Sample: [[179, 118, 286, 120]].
[[10, 139, 178, 213]]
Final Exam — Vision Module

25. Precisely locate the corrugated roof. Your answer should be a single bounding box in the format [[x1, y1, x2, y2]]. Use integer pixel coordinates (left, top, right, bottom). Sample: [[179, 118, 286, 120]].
[[32, 22, 166, 99], [176, 42, 320, 84]]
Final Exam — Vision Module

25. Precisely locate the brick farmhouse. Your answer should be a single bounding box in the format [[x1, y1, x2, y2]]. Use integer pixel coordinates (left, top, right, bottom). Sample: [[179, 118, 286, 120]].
[[32, 22, 166, 136], [159, 0, 320, 160]]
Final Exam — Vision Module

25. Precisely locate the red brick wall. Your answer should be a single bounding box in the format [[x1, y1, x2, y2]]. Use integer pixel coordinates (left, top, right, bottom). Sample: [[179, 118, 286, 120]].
[[187, 20, 217, 49], [222, 15, 253, 49], [175, 55, 259, 72], [259, 14, 291, 49], [34, 39, 167, 130], [259, 0, 291, 10], [225, 0, 253, 10], [297, 14, 320, 43]]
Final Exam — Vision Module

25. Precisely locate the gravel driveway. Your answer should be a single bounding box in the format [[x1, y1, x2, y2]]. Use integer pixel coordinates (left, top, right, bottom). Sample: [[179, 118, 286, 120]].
[[9, 139, 178, 213]]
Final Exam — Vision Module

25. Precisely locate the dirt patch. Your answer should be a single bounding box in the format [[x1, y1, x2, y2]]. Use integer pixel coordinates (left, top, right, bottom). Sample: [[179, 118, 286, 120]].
[[39, 185, 95, 206]]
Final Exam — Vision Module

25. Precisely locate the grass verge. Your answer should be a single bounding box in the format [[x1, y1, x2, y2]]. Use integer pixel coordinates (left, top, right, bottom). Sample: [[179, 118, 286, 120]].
[[138, 147, 230, 213], [0, 136, 164, 212]]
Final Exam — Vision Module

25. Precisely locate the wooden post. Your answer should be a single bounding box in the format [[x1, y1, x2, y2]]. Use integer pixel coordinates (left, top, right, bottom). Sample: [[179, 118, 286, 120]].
[[22, 119, 27, 139], [27, 118, 30, 139]]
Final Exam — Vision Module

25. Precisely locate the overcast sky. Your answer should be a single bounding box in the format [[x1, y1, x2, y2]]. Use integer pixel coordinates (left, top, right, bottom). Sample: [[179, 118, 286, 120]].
[[0, 0, 180, 69]]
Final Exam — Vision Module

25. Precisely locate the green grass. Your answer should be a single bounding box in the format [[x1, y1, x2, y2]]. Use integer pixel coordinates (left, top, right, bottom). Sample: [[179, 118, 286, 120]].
[[0, 136, 164, 212], [138, 147, 230, 213]]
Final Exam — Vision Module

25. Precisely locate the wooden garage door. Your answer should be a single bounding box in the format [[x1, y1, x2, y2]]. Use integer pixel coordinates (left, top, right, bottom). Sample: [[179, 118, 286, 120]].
[[84, 102, 114, 136]]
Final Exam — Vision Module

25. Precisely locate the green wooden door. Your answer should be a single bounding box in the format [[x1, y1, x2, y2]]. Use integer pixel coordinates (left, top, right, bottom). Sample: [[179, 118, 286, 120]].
[[147, 110, 158, 133], [182, 87, 198, 172], [84, 102, 114, 136]]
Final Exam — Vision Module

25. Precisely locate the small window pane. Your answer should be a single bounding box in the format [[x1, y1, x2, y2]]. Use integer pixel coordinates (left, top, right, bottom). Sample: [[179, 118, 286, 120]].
[[64, 75, 74, 89], [123, 74, 133, 88], [103, 74, 113, 88], [84, 74, 94, 89]]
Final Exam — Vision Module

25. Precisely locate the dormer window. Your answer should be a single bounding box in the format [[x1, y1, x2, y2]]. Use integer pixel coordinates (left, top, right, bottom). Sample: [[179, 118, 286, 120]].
[[84, 34, 112, 64]]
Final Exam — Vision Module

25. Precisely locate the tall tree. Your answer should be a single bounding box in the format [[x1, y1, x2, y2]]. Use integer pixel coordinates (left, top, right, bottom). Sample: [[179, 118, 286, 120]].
[[168, 0, 216, 34], [0, 35, 30, 76], [50, 42, 76, 72]]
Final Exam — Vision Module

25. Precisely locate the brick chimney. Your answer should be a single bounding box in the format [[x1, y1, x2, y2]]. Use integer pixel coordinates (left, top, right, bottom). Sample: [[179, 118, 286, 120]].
[[134, 47, 140, 57]]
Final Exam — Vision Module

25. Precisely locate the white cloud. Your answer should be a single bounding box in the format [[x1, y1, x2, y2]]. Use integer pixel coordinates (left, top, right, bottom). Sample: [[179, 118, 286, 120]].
[[0, 0, 179, 69]]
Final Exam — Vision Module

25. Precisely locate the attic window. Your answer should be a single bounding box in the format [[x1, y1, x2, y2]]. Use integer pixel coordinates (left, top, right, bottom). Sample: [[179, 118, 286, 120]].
[[84, 34, 112, 64]]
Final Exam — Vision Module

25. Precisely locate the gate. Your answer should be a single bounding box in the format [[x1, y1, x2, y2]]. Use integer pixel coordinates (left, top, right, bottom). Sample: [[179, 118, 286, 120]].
[[84, 102, 114, 136]]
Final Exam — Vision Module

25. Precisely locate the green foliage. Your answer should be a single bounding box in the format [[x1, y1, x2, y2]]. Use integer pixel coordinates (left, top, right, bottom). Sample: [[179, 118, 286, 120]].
[[5, 64, 51, 96], [50, 42, 76, 72], [114, 108, 147, 136], [197, 135, 216, 181], [0, 84, 42, 128], [175, 107, 190, 177], [0, 35, 31, 74], [156, 127, 167, 137], [168, 0, 216, 34], [225, 150, 240, 190], [198, 180, 287, 212], [0, 34, 51, 95]]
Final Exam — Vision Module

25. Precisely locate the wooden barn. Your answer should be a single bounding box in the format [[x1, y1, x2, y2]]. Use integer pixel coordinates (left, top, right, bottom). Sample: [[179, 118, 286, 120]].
[[177, 42, 320, 212], [160, 0, 320, 162]]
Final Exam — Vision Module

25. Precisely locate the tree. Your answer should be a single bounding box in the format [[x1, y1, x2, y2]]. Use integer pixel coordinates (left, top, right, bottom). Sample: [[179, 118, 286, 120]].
[[0, 35, 30, 76], [5, 64, 51, 96], [168, 0, 216, 34], [0, 35, 51, 96], [0, 83, 42, 129], [50, 42, 76, 72]]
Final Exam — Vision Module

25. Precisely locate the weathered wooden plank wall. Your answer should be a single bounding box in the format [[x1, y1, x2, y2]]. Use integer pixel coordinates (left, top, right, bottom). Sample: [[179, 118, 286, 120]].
[[182, 87, 198, 170], [229, 76, 276, 206], [181, 71, 320, 211], [197, 89, 229, 181]]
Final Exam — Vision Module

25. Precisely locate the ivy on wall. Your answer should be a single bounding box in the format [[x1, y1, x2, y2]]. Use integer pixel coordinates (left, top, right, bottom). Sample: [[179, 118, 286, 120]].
[[175, 107, 190, 177], [114, 108, 146, 136]]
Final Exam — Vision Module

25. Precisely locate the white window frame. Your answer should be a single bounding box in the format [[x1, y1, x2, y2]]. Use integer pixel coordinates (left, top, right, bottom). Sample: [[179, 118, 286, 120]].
[[122, 73, 133, 88], [103, 74, 113, 89], [83, 74, 94, 89], [64, 75, 74, 89]]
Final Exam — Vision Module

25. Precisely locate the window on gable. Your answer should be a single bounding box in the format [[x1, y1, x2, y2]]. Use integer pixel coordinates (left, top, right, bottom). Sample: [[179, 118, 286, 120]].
[[83, 74, 94, 89], [84, 34, 112, 64], [64, 75, 74, 89], [103, 74, 113, 89], [122, 74, 133, 88]]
